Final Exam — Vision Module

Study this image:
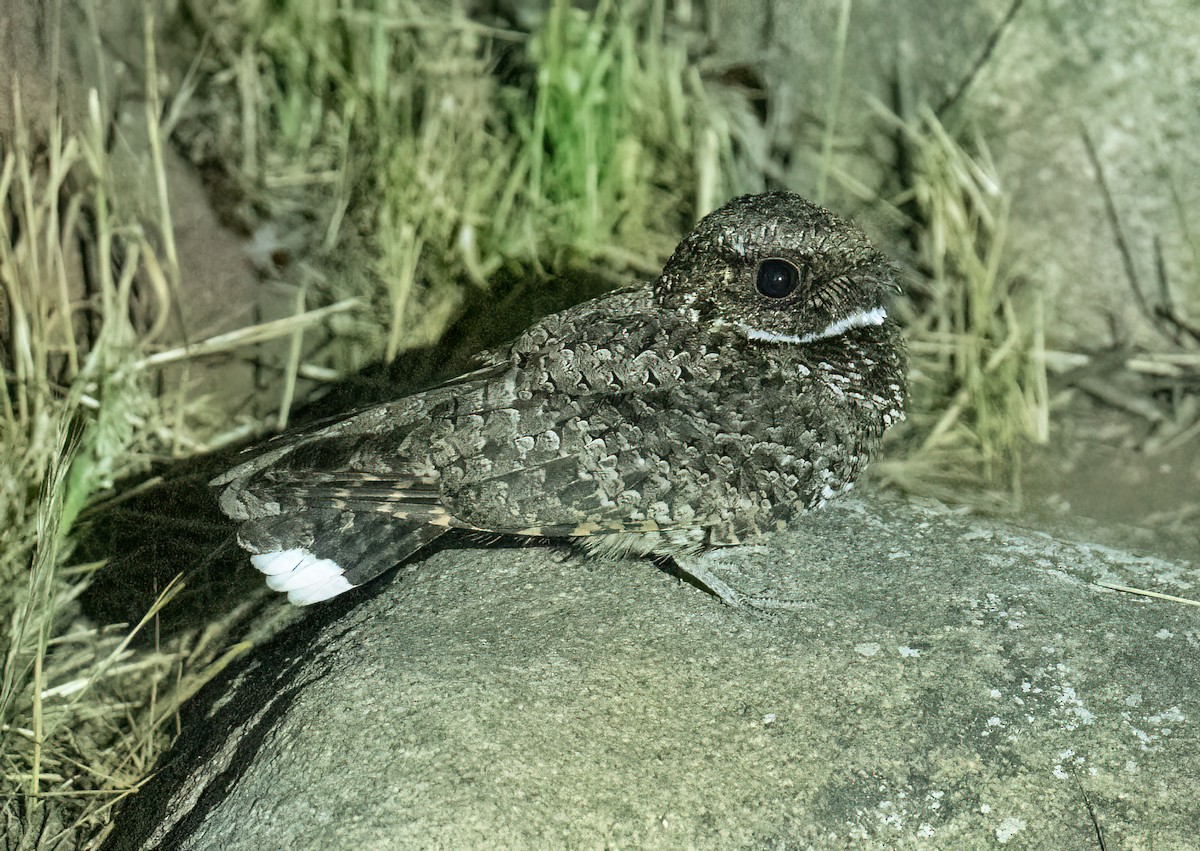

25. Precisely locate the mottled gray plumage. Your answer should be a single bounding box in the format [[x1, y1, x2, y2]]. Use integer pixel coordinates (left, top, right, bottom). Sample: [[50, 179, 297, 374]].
[[211, 192, 906, 605]]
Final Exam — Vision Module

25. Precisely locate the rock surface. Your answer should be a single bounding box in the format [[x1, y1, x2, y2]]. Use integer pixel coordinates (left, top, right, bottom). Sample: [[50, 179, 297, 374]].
[[103, 496, 1199, 850]]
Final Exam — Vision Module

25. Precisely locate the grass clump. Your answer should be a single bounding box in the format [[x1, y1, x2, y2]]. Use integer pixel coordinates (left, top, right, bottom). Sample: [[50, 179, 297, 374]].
[[0, 78, 251, 851], [880, 107, 1049, 501], [519, 0, 701, 259], [176, 0, 753, 372]]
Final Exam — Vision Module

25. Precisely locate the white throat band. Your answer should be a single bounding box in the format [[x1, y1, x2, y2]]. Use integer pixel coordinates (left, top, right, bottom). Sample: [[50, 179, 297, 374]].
[[739, 306, 887, 344]]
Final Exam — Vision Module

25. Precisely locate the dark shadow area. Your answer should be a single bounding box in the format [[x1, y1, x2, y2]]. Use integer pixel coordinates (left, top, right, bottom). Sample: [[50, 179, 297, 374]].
[[97, 576, 377, 851]]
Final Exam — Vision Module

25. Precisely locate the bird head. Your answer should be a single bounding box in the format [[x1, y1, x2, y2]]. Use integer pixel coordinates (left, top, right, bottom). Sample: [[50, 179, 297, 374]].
[[655, 192, 899, 346]]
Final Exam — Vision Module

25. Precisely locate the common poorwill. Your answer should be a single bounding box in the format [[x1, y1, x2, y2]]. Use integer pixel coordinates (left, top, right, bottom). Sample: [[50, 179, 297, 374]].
[[211, 192, 906, 605]]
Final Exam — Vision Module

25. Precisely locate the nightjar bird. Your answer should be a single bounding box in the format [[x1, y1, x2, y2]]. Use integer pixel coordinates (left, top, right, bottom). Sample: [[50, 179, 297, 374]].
[[211, 192, 906, 606]]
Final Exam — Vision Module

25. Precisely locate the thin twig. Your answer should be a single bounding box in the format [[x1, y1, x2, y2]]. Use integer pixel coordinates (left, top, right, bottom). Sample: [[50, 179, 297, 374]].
[[1081, 129, 1154, 323], [1074, 776, 1107, 851], [1152, 236, 1200, 345], [938, 0, 1027, 116]]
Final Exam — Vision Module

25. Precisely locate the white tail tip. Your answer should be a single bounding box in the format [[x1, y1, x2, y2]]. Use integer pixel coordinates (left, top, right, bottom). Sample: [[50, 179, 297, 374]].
[[249, 548, 355, 606]]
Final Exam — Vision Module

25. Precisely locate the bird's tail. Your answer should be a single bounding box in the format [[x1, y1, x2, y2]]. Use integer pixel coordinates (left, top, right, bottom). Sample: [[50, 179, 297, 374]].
[[236, 509, 447, 605]]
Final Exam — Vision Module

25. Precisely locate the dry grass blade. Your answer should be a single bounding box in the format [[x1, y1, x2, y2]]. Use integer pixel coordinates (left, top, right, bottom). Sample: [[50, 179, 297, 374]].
[[1093, 581, 1200, 608], [816, 0, 853, 205], [133, 298, 362, 369]]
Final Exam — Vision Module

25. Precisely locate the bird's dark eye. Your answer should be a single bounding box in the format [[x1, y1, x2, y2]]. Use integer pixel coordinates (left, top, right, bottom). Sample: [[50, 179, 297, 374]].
[[755, 258, 802, 299]]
